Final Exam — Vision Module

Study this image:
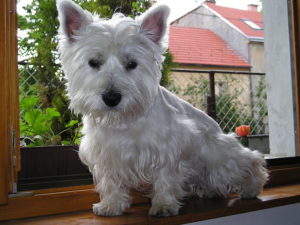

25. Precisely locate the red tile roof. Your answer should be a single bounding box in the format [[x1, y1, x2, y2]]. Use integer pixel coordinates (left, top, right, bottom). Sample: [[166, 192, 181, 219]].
[[205, 2, 263, 38], [169, 26, 250, 67]]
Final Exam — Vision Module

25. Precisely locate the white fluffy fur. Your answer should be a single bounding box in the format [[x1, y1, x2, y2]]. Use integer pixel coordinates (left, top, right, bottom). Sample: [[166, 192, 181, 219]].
[[57, 0, 269, 217]]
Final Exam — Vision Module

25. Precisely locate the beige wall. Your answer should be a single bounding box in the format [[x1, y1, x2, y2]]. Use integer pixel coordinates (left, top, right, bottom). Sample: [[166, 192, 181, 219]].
[[171, 70, 252, 114], [249, 42, 265, 73], [171, 71, 209, 111]]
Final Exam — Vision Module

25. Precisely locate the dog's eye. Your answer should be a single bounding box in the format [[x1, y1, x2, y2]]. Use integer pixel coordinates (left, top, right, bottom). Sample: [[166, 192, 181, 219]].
[[88, 59, 101, 69], [125, 61, 137, 70]]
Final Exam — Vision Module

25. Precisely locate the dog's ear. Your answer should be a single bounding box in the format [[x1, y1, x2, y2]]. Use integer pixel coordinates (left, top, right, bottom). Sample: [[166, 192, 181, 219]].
[[139, 5, 170, 45], [57, 0, 93, 41]]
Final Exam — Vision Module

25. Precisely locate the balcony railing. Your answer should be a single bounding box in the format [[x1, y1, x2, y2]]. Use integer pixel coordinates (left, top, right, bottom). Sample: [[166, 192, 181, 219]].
[[170, 68, 268, 135]]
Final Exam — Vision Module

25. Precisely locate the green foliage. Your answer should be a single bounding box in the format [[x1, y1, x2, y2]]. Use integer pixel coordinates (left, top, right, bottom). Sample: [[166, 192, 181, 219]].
[[183, 77, 209, 109], [20, 93, 60, 146], [19, 85, 81, 146], [61, 119, 82, 145], [215, 93, 253, 134], [77, 0, 151, 17], [19, 0, 59, 63], [160, 50, 177, 87], [18, 0, 73, 146], [251, 77, 268, 133]]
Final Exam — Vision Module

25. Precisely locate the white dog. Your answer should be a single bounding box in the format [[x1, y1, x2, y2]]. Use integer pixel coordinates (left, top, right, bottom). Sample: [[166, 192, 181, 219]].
[[57, 0, 268, 217]]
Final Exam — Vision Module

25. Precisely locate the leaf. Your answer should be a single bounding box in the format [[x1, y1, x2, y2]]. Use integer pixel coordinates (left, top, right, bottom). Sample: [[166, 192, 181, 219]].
[[65, 120, 79, 128], [61, 140, 71, 145], [45, 108, 61, 120], [24, 109, 41, 125], [20, 96, 38, 111]]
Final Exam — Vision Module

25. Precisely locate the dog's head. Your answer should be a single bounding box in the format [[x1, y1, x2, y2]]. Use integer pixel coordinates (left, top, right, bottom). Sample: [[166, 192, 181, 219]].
[[57, 0, 169, 127]]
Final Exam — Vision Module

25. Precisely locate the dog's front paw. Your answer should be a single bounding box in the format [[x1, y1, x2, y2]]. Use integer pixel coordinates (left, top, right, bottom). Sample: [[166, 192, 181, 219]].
[[240, 187, 261, 199], [149, 204, 179, 217], [93, 201, 128, 216]]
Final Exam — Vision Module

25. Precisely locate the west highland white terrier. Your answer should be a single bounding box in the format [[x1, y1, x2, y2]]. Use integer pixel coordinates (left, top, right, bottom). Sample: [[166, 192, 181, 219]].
[[57, 0, 268, 217]]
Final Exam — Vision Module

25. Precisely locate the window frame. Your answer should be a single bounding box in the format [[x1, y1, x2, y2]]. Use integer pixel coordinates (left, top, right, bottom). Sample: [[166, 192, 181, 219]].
[[0, 0, 300, 221], [0, 0, 19, 205], [291, 0, 300, 155], [241, 18, 262, 30]]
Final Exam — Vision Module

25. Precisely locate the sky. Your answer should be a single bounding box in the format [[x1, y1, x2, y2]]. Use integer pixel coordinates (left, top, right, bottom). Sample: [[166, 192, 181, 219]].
[[157, 0, 262, 22]]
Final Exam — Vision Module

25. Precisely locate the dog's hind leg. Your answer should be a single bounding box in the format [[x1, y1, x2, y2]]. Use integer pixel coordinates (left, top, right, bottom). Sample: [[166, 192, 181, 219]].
[[196, 132, 268, 199]]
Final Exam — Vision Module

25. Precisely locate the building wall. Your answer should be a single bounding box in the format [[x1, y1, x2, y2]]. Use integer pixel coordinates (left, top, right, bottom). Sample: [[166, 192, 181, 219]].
[[172, 5, 250, 61], [171, 71, 209, 111], [171, 69, 252, 120], [262, 0, 296, 157], [249, 42, 265, 73]]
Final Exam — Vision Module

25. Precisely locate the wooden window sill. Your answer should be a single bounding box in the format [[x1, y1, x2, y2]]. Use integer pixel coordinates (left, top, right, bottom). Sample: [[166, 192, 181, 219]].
[[1, 183, 300, 225]]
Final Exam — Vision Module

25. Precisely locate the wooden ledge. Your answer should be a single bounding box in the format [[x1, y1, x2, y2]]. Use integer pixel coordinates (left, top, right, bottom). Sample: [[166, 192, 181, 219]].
[[2, 183, 300, 225]]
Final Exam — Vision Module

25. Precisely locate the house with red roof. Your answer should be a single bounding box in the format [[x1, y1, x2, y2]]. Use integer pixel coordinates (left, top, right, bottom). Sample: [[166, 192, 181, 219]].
[[169, 26, 250, 70], [170, 0, 264, 72], [166, 0, 265, 121]]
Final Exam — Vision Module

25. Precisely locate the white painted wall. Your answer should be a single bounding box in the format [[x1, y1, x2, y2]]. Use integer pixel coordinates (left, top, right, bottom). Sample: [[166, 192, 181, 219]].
[[262, 0, 297, 157], [185, 203, 300, 225]]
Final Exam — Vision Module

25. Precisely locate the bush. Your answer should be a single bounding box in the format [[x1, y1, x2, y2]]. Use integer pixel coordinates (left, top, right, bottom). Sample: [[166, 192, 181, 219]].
[[19, 85, 82, 147]]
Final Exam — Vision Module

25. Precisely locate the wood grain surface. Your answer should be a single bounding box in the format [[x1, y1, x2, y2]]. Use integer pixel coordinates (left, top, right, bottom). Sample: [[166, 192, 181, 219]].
[[1, 183, 300, 225]]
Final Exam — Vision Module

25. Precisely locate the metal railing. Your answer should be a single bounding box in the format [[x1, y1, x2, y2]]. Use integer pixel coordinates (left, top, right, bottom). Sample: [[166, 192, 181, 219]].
[[170, 68, 268, 135]]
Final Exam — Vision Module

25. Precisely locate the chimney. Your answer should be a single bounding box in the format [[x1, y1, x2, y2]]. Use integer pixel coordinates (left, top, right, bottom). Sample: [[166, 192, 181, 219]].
[[151, 0, 157, 6], [247, 4, 258, 12], [205, 0, 216, 4]]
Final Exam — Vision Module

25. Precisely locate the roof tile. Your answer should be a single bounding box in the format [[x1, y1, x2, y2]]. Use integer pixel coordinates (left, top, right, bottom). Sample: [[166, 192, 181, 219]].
[[205, 2, 263, 38], [169, 26, 250, 67]]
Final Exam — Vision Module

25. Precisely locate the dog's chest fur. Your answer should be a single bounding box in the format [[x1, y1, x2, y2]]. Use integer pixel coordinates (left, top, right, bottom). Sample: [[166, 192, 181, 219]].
[[81, 88, 201, 184]]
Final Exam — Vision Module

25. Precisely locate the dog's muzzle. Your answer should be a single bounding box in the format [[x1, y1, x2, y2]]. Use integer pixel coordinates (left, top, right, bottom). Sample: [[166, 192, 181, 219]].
[[102, 90, 122, 107]]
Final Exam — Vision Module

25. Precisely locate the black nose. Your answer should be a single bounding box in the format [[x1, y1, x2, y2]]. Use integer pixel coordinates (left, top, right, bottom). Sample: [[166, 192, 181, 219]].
[[102, 90, 122, 107]]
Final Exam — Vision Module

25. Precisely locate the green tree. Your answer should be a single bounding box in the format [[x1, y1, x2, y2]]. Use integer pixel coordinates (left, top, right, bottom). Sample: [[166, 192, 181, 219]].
[[18, 0, 70, 144], [78, 0, 151, 17]]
